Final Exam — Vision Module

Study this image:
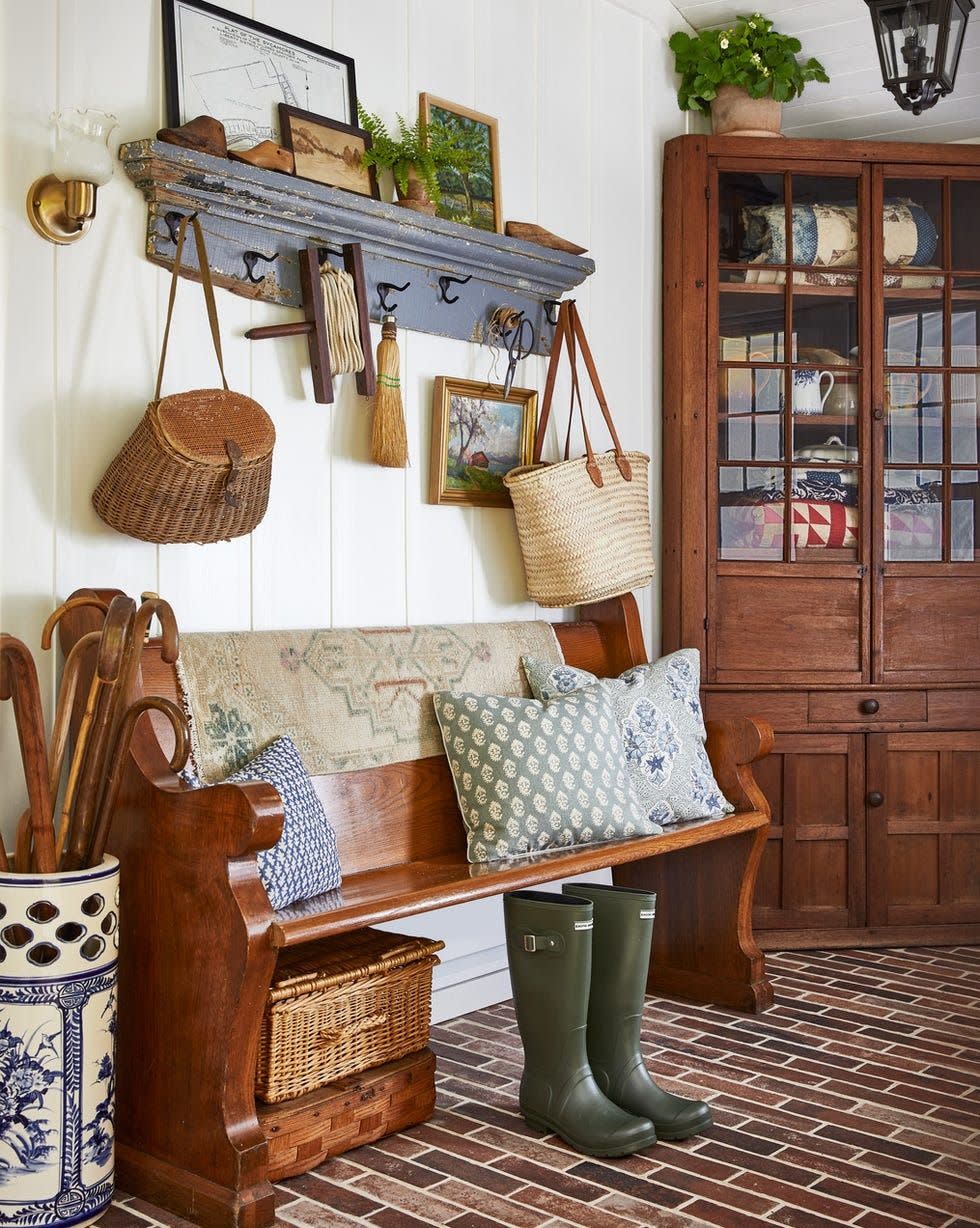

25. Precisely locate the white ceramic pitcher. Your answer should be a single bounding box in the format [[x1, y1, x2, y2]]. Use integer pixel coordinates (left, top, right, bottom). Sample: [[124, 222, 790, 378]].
[[793, 368, 835, 415]]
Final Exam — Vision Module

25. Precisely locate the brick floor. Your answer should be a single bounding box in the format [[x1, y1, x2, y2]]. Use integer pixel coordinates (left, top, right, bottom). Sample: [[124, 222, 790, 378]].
[[112, 946, 980, 1228]]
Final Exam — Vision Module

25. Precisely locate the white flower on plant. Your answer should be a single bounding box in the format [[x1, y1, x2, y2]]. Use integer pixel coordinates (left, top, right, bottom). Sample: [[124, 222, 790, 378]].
[[751, 52, 762, 64], [762, 66, 770, 75], [720, 36, 729, 48]]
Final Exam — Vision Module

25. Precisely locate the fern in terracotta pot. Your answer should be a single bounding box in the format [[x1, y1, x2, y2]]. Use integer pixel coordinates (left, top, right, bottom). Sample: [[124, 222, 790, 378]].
[[669, 13, 829, 137], [358, 105, 472, 214]]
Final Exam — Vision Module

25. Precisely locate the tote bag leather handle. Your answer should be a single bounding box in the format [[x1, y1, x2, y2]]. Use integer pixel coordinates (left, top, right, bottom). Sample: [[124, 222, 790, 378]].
[[533, 301, 632, 486], [154, 214, 229, 402]]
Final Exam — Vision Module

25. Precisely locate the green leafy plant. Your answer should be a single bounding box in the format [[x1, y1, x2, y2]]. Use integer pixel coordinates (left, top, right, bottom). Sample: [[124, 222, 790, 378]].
[[357, 104, 475, 201], [669, 12, 829, 112]]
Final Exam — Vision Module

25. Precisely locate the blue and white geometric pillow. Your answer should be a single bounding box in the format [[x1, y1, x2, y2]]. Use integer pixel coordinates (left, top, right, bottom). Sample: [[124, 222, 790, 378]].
[[183, 735, 341, 910], [522, 649, 733, 827]]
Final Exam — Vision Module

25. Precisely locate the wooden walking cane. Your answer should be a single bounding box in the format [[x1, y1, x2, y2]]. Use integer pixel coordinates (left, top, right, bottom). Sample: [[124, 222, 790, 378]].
[[0, 634, 57, 872], [86, 696, 190, 867], [59, 595, 135, 870]]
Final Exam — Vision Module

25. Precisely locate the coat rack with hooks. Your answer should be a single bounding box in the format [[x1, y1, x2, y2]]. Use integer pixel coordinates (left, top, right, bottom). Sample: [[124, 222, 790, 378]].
[[119, 139, 594, 356]]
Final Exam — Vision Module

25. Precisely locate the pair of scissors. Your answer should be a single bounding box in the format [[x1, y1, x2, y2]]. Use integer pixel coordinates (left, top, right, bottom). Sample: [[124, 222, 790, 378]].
[[503, 315, 535, 397]]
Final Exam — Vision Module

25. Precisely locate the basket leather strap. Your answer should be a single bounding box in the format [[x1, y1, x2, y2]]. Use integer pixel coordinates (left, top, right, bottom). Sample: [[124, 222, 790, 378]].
[[532, 301, 632, 485], [154, 214, 230, 402], [567, 301, 632, 482]]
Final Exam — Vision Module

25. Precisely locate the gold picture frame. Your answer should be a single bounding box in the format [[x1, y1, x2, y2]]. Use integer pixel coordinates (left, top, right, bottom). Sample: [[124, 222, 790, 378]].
[[419, 93, 502, 233], [429, 377, 537, 508]]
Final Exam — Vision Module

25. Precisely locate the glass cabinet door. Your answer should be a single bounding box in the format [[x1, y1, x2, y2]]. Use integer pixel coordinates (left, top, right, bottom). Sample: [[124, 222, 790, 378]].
[[716, 168, 862, 563], [882, 176, 980, 565]]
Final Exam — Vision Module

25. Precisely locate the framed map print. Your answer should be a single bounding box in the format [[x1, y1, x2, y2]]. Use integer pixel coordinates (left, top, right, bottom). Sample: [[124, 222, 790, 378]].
[[162, 0, 357, 150]]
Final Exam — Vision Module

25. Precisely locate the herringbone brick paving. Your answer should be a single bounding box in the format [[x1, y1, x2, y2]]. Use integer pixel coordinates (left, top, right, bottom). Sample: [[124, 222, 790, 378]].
[[111, 946, 980, 1227]]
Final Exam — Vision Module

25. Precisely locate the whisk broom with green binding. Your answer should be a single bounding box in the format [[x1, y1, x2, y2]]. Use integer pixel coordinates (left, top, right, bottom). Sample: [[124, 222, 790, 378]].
[[371, 313, 409, 468]]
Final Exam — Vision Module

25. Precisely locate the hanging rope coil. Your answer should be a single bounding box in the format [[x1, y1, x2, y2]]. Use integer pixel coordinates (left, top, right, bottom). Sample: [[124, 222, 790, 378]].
[[320, 263, 365, 375]]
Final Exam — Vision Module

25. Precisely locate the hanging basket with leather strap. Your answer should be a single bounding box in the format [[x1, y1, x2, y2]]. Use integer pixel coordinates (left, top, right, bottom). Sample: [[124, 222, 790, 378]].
[[504, 300, 654, 607], [92, 215, 275, 544]]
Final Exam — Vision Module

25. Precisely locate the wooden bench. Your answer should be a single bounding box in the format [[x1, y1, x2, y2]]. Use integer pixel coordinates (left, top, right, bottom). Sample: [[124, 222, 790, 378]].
[[60, 590, 773, 1228]]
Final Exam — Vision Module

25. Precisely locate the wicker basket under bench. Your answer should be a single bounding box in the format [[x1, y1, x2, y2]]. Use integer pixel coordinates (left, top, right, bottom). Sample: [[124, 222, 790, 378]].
[[59, 591, 774, 1228], [257, 929, 443, 1178]]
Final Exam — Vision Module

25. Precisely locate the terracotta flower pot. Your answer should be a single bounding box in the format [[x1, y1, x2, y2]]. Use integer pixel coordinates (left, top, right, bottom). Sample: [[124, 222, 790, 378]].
[[711, 84, 783, 137], [396, 164, 437, 216]]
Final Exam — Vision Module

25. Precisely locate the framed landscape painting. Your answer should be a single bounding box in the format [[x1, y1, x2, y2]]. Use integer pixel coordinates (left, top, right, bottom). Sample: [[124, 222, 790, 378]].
[[419, 93, 502, 233], [279, 105, 378, 197], [429, 378, 537, 508]]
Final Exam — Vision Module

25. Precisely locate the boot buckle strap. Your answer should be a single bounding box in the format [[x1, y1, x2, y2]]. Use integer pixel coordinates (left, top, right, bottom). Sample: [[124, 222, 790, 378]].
[[523, 931, 564, 953]]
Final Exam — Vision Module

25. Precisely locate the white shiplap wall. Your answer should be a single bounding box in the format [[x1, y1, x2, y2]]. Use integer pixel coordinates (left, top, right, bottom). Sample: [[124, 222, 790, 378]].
[[0, 0, 689, 1017], [672, 0, 980, 143]]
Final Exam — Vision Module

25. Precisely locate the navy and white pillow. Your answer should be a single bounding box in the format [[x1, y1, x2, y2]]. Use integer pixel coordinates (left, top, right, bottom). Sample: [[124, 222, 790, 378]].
[[522, 650, 733, 827], [183, 735, 341, 910]]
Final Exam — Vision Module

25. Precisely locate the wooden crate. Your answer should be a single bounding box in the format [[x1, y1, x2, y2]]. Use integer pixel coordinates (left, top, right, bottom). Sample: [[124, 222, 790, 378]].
[[258, 1047, 437, 1179]]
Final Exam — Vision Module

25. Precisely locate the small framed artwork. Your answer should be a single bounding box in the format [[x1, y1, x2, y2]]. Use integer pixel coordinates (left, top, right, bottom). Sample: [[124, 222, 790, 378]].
[[429, 377, 537, 508], [162, 0, 357, 148], [419, 94, 502, 233], [279, 105, 378, 198]]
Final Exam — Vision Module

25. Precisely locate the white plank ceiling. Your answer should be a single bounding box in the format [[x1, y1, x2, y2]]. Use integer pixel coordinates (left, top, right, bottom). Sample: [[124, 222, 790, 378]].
[[669, 0, 980, 142]]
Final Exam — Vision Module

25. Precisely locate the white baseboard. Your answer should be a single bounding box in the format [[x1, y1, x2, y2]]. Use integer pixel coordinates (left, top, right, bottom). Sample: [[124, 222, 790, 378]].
[[431, 942, 510, 1023]]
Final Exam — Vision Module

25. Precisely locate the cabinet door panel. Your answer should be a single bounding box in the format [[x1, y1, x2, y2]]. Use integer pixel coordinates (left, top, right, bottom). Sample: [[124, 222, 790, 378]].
[[751, 732, 865, 931], [882, 577, 980, 679], [867, 732, 980, 926], [714, 576, 863, 678]]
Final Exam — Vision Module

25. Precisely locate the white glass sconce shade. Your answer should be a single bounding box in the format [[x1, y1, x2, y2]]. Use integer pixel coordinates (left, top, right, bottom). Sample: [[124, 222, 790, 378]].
[[51, 108, 118, 186]]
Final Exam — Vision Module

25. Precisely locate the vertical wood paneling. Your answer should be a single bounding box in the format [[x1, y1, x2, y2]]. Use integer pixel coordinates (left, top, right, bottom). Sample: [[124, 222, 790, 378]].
[[248, 300, 333, 630], [330, 0, 410, 628], [0, 0, 59, 836], [53, 0, 161, 604]]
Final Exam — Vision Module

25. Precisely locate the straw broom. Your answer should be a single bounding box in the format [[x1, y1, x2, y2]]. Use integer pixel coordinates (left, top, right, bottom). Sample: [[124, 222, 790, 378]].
[[370, 314, 408, 468]]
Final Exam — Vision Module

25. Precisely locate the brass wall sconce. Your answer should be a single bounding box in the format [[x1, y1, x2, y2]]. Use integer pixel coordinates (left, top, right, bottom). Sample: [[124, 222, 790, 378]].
[[27, 108, 118, 245]]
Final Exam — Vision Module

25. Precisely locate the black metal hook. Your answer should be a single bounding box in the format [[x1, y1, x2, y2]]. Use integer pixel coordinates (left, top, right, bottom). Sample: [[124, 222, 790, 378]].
[[317, 244, 345, 264], [543, 299, 562, 327], [243, 250, 279, 283], [160, 210, 196, 244], [438, 273, 473, 304], [377, 280, 410, 312]]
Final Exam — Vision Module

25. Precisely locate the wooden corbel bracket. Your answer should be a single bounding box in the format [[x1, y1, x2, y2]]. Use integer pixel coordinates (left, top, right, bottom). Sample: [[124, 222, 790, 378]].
[[245, 241, 376, 405]]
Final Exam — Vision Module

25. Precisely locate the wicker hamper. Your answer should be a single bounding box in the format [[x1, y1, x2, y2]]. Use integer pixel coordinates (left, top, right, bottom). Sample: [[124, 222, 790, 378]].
[[256, 928, 444, 1104]]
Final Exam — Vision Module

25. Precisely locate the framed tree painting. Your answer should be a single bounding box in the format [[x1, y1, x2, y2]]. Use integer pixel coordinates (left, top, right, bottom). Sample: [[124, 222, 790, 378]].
[[419, 94, 502, 233], [429, 378, 537, 508], [162, 0, 357, 149]]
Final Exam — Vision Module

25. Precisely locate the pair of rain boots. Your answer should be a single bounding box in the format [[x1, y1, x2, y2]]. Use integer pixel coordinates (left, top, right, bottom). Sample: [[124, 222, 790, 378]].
[[504, 883, 712, 1157]]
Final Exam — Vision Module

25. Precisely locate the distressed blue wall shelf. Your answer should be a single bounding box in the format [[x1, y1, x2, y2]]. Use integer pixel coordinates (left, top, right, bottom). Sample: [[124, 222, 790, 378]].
[[119, 139, 594, 355]]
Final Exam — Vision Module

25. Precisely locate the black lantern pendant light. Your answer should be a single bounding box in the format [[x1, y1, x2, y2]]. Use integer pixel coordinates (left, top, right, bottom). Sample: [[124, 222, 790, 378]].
[[865, 0, 974, 113]]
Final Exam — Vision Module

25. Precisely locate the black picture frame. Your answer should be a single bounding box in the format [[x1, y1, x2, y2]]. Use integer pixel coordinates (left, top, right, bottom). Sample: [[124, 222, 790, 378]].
[[161, 0, 357, 146], [279, 105, 380, 200]]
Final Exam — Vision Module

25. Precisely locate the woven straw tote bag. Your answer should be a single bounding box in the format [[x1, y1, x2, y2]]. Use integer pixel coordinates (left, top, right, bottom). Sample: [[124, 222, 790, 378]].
[[504, 301, 654, 607], [92, 215, 275, 544]]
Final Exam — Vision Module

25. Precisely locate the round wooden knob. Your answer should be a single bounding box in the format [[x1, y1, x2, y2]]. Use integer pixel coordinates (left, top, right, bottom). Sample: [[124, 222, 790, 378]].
[[867, 791, 885, 807], [860, 698, 880, 715]]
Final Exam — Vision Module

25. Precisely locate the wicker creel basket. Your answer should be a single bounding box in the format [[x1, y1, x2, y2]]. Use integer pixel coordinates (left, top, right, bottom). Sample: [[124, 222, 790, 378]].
[[255, 928, 444, 1104], [92, 214, 275, 544]]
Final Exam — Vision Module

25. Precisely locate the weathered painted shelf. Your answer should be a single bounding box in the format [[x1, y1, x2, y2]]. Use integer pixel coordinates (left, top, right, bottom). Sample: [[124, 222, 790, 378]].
[[119, 139, 594, 354]]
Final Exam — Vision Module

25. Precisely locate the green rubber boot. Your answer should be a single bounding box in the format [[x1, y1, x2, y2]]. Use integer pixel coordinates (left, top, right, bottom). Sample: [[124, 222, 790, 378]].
[[503, 890, 658, 1157], [563, 882, 713, 1141]]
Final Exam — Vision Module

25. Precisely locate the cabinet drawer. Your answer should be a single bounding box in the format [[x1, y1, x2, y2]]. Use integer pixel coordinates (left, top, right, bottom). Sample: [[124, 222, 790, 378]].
[[808, 691, 927, 724], [927, 690, 980, 729], [704, 691, 808, 728]]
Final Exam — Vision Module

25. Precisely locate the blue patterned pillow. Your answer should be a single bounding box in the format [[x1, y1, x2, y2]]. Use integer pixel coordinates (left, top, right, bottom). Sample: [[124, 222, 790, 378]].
[[185, 735, 342, 910], [522, 650, 733, 827]]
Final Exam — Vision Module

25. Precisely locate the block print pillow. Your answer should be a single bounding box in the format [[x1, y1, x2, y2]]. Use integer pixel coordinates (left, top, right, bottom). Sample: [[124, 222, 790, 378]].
[[521, 649, 733, 827], [184, 734, 342, 910], [432, 688, 659, 864]]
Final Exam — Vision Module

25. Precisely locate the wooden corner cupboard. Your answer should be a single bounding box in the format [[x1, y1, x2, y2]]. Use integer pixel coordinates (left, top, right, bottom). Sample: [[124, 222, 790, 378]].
[[662, 134, 980, 951]]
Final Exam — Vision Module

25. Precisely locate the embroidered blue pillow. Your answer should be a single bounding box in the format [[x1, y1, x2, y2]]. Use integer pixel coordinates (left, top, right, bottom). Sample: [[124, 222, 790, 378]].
[[522, 650, 733, 827], [184, 735, 341, 910]]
